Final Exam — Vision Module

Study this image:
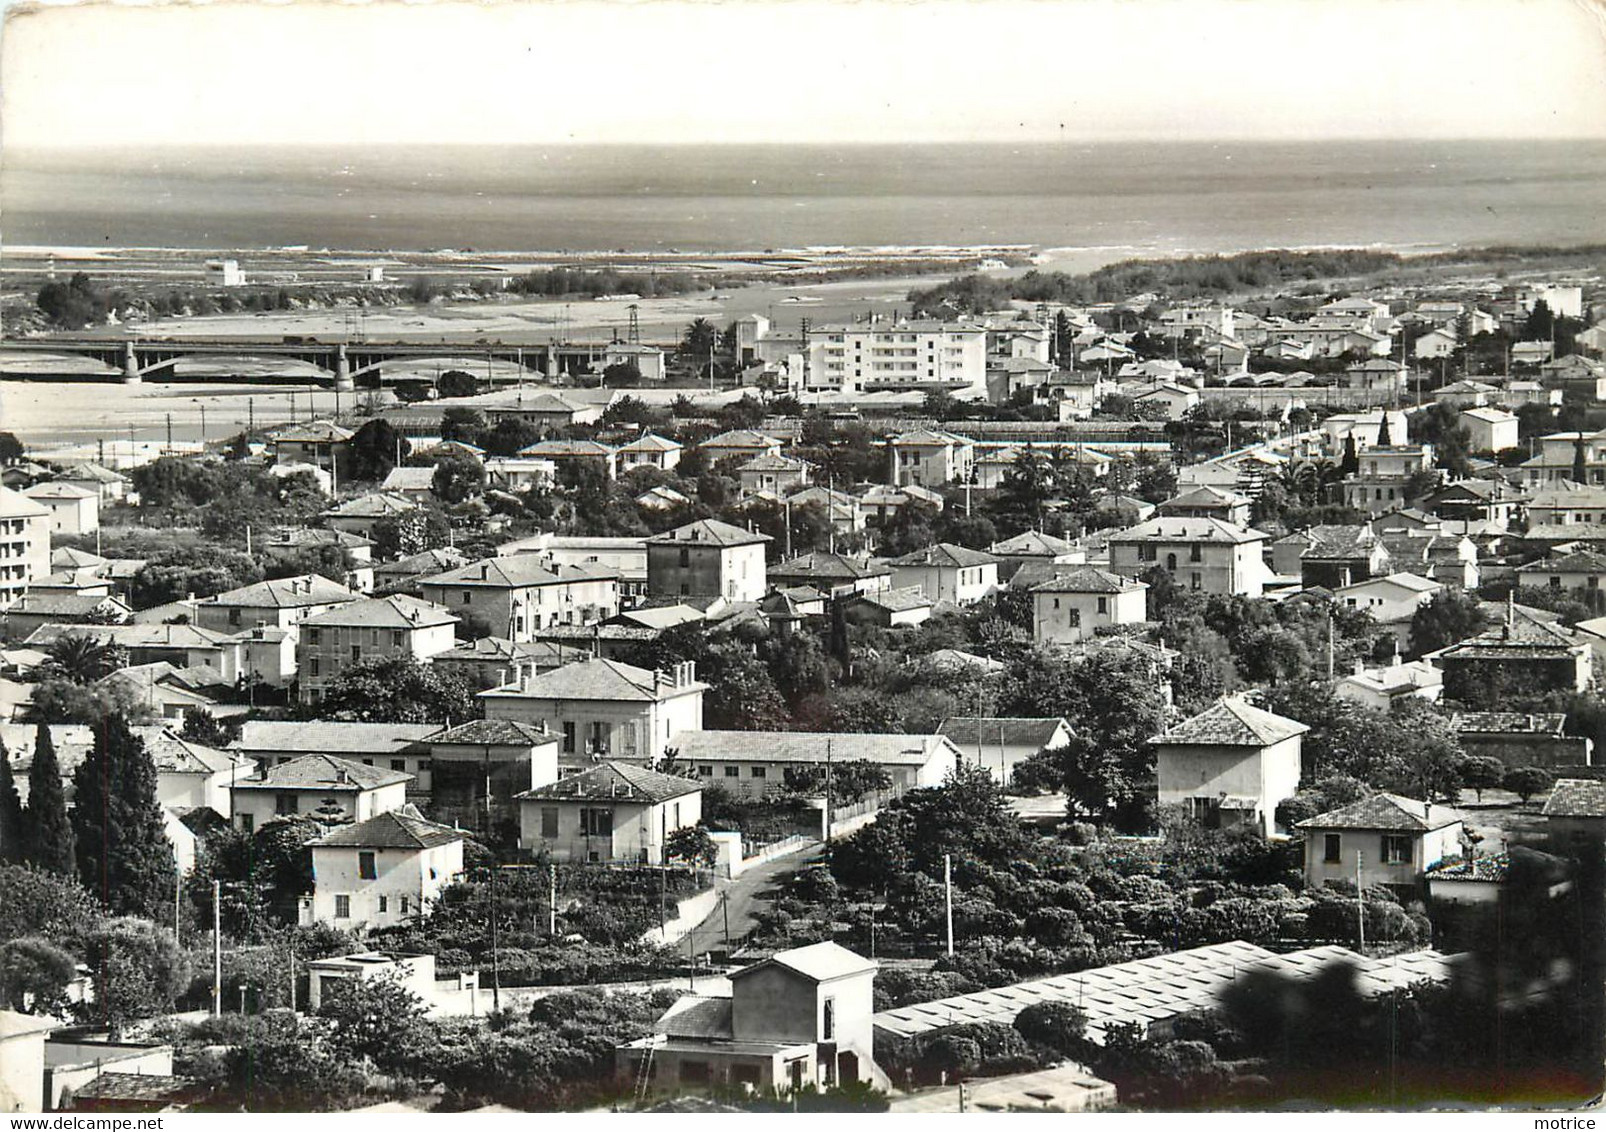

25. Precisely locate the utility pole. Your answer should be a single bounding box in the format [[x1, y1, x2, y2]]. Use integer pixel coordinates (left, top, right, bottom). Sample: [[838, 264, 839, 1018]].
[[212, 880, 222, 1017], [549, 864, 558, 937], [174, 872, 181, 943], [721, 891, 730, 949], [489, 863, 501, 1013], [944, 854, 955, 957], [1356, 851, 1366, 954]]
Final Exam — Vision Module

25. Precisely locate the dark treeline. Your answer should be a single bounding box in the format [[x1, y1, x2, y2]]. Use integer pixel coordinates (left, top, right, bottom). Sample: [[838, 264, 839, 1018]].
[[505, 267, 708, 299], [909, 243, 1606, 313]]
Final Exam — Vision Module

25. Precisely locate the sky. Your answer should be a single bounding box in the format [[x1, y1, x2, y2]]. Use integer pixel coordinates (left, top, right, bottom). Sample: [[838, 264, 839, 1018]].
[[2, 0, 1605, 147]]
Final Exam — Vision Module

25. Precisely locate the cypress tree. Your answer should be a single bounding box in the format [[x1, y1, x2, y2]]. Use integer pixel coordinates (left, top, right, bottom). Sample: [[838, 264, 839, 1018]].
[[0, 739, 23, 863], [71, 715, 177, 919], [1376, 411, 1393, 447], [25, 724, 76, 876]]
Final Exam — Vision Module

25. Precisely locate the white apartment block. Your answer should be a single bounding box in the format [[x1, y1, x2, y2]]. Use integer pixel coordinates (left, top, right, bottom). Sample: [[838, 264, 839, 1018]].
[[0, 486, 50, 610], [804, 320, 987, 396]]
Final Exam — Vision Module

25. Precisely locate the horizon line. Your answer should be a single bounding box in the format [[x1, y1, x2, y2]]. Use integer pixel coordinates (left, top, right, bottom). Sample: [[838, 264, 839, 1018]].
[[9, 134, 1606, 152]]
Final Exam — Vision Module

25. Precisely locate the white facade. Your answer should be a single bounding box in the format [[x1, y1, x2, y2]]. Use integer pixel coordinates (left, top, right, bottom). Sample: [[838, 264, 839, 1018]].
[[804, 320, 988, 396], [0, 487, 50, 610]]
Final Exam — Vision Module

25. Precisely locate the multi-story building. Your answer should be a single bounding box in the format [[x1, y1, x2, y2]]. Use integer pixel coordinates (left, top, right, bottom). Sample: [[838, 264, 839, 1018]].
[[1030, 566, 1149, 645], [192, 574, 358, 635], [0, 485, 50, 610], [886, 429, 975, 488], [1152, 698, 1306, 838], [297, 595, 460, 705], [804, 319, 987, 396], [645, 519, 770, 602], [698, 430, 783, 469], [481, 658, 706, 764], [22, 481, 99, 536], [304, 807, 465, 929], [616, 433, 683, 473], [516, 761, 701, 864], [273, 420, 354, 476], [418, 555, 618, 641], [886, 542, 1000, 605], [1108, 517, 1270, 596], [321, 492, 417, 541], [1342, 445, 1435, 515]]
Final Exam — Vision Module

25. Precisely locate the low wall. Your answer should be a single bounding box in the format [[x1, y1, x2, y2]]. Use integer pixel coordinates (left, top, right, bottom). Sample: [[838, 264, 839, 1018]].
[[44, 1041, 173, 1111], [639, 885, 721, 948], [730, 834, 813, 878]]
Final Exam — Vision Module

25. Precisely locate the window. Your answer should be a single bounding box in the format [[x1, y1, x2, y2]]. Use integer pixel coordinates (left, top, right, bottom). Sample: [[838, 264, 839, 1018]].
[[308, 628, 321, 645], [1096, 597, 1108, 615], [334, 894, 351, 919], [362, 758, 374, 766], [540, 807, 559, 838], [392, 630, 405, 647], [400, 896, 410, 914], [229, 608, 242, 626], [678, 547, 690, 568], [389, 759, 407, 773], [461, 591, 472, 604], [238, 813, 254, 834], [697, 765, 713, 777], [724, 766, 739, 778], [589, 721, 608, 754], [751, 766, 766, 779], [378, 895, 388, 913], [1190, 572, 1202, 590], [359, 851, 377, 880], [1550, 577, 1562, 590], [1189, 544, 1202, 563], [823, 998, 836, 1041], [1382, 834, 1412, 865], [562, 722, 576, 753], [1323, 833, 1342, 863], [351, 645, 362, 663], [680, 1061, 710, 1085], [275, 793, 299, 815], [580, 808, 614, 837], [309, 657, 321, 678]]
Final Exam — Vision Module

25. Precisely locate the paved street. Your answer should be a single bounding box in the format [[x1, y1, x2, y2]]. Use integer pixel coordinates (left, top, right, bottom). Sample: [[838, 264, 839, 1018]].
[[685, 841, 824, 955]]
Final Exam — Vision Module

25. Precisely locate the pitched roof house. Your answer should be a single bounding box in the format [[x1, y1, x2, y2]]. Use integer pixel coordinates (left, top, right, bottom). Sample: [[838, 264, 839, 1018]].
[[1152, 698, 1307, 838], [1297, 793, 1463, 894], [516, 760, 702, 864]]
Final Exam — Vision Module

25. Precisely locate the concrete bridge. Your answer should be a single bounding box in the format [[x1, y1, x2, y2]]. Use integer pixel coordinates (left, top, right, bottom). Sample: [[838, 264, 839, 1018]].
[[0, 336, 662, 389]]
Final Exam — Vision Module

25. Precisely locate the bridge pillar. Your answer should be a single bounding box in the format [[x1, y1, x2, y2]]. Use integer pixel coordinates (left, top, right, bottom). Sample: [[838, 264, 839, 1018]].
[[333, 344, 354, 393], [545, 343, 557, 380], [121, 342, 141, 385]]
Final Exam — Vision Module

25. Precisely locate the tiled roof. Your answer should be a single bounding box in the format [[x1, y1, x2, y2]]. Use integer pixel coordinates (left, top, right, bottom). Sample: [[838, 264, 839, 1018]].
[[887, 542, 999, 569], [375, 547, 470, 577], [314, 806, 464, 850], [7, 593, 127, 617], [22, 480, 96, 501], [618, 433, 683, 454], [231, 753, 412, 791], [851, 585, 933, 613], [420, 554, 616, 588], [1161, 485, 1251, 509], [657, 994, 734, 1040], [518, 439, 615, 458], [1435, 608, 1583, 660], [1295, 525, 1379, 559], [1450, 711, 1566, 735], [275, 420, 354, 444], [700, 429, 781, 450], [738, 453, 810, 472], [989, 530, 1077, 557], [267, 526, 376, 550], [325, 492, 416, 519], [939, 717, 1070, 749], [669, 729, 957, 768], [1153, 698, 1308, 747], [25, 622, 230, 651], [516, 760, 701, 804], [429, 718, 557, 746], [1517, 550, 1606, 575], [380, 466, 438, 492], [201, 574, 356, 609], [739, 941, 878, 984], [1110, 517, 1267, 546], [1029, 565, 1145, 595], [645, 518, 771, 547], [234, 720, 437, 756], [0, 484, 51, 519], [301, 595, 458, 629], [770, 551, 891, 582], [132, 726, 248, 776], [1297, 792, 1460, 832], [482, 658, 703, 702], [1542, 779, 1606, 819]]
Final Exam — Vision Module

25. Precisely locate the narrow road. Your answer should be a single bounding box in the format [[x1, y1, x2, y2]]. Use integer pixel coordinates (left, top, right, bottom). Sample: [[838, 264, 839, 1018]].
[[684, 841, 823, 955]]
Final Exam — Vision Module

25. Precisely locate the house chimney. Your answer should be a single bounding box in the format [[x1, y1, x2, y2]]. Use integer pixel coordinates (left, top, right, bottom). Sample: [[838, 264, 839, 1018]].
[[481, 563, 490, 581], [1352, 658, 1366, 676]]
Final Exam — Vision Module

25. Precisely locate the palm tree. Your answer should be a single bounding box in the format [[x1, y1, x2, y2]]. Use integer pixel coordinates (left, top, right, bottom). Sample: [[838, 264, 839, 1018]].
[[41, 635, 127, 685]]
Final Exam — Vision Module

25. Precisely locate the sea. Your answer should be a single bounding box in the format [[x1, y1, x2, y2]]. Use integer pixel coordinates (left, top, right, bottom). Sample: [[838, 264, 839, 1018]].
[[4, 139, 1605, 259]]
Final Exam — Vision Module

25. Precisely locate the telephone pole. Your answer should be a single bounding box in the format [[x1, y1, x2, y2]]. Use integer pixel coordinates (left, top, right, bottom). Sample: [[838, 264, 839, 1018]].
[[944, 854, 955, 957]]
